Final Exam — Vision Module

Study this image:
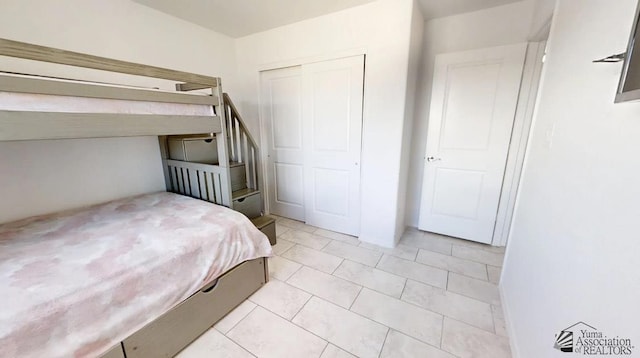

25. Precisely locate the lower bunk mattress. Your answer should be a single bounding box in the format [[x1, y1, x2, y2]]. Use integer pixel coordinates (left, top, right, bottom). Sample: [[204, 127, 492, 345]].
[[0, 192, 273, 358]]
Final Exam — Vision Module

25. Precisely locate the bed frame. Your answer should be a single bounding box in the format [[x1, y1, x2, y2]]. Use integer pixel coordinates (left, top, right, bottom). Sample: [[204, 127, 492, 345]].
[[0, 38, 269, 358]]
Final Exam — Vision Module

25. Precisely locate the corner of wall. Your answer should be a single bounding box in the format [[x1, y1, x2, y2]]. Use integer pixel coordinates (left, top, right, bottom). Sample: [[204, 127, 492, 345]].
[[395, 0, 426, 241], [499, 283, 521, 358]]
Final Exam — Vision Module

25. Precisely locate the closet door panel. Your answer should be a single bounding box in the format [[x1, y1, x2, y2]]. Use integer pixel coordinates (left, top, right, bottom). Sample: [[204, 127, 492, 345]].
[[260, 66, 305, 221], [303, 55, 364, 236]]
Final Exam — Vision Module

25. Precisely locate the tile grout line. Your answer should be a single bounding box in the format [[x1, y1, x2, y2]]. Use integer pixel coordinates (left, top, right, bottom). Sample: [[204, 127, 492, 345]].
[[377, 327, 391, 358], [276, 242, 296, 257], [350, 287, 453, 340], [373, 261, 447, 290], [414, 251, 490, 282], [450, 245, 506, 266], [398, 278, 408, 300], [446, 273, 501, 305], [317, 342, 331, 358], [282, 297, 337, 346], [410, 247, 419, 261], [288, 293, 314, 322], [332, 259, 408, 299], [218, 303, 258, 336], [283, 261, 306, 281], [444, 288, 501, 307], [492, 305, 499, 335], [347, 285, 364, 310], [443, 316, 508, 340], [484, 264, 490, 283], [294, 294, 409, 354], [221, 332, 259, 358], [219, 306, 262, 358], [323, 243, 384, 268], [439, 315, 445, 349], [399, 280, 501, 334], [329, 258, 344, 275], [340, 291, 448, 351], [374, 252, 385, 267], [250, 281, 313, 322], [287, 296, 370, 357], [314, 231, 361, 247], [286, 268, 363, 310], [318, 237, 332, 251], [284, 237, 331, 252], [280, 245, 345, 274]]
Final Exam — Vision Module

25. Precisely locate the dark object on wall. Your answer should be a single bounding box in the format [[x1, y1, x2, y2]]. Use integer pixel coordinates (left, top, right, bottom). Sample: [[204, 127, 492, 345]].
[[616, 0, 640, 102]]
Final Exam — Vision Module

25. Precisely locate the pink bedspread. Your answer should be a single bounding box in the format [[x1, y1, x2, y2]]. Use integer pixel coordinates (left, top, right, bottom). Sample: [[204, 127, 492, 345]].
[[0, 192, 272, 358]]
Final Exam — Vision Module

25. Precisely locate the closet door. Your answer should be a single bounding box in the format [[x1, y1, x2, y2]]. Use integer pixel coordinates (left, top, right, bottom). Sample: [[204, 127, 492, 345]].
[[260, 56, 364, 236], [302, 55, 364, 236], [260, 66, 305, 221]]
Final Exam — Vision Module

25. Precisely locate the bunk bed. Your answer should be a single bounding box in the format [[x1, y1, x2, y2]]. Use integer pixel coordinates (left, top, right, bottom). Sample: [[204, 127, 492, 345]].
[[0, 38, 272, 358]]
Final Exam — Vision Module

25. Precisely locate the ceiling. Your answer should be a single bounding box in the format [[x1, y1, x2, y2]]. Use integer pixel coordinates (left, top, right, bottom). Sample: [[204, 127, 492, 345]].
[[132, 0, 377, 38], [133, 0, 524, 38], [418, 0, 522, 20]]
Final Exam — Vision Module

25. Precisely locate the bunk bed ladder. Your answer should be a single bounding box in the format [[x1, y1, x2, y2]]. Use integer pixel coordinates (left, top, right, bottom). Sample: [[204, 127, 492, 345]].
[[221, 94, 275, 244], [222, 94, 261, 203], [161, 90, 275, 245]]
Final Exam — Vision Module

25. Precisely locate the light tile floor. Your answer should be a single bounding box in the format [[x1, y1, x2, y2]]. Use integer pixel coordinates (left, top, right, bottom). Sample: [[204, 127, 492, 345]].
[[178, 217, 511, 358]]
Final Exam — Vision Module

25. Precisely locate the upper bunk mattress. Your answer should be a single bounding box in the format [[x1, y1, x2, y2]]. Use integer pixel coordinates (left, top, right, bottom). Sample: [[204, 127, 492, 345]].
[[0, 92, 214, 116], [0, 192, 272, 358]]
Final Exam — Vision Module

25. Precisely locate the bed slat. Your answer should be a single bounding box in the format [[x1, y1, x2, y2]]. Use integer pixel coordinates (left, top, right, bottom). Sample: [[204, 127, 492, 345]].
[[177, 168, 186, 195], [188, 170, 200, 199], [197, 171, 208, 201]]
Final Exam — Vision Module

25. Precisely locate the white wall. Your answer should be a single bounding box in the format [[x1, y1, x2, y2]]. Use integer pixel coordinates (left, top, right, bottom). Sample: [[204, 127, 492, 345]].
[[530, 0, 556, 37], [501, 0, 640, 356], [234, 0, 416, 247], [0, 0, 237, 223], [395, 1, 425, 240], [405, 1, 534, 227]]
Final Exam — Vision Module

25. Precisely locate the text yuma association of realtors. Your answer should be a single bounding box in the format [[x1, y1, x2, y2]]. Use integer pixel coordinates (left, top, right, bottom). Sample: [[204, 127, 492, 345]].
[[575, 330, 633, 355]]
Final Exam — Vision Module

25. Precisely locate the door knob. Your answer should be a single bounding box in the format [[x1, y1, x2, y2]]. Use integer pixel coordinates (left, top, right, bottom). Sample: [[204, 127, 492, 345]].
[[426, 156, 442, 162]]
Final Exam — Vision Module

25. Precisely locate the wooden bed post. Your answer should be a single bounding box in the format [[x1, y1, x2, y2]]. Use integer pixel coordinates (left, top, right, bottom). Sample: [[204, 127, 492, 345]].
[[157, 136, 172, 192], [213, 82, 233, 207]]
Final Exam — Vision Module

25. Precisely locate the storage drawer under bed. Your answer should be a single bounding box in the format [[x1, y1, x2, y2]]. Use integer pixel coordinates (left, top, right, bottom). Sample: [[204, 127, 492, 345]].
[[122, 258, 267, 358]]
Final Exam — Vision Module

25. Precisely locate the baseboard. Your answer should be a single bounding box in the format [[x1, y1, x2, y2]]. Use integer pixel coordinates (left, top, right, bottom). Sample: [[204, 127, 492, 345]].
[[499, 284, 522, 358]]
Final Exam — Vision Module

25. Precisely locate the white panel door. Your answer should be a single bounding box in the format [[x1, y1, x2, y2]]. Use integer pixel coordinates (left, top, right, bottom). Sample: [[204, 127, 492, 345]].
[[260, 66, 305, 221], [302, 55, 364, 236], [418, 44, 527, 244]]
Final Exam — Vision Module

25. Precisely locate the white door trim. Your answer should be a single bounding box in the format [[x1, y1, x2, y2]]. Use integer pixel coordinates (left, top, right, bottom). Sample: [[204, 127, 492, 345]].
[[492, 41, 547, 246]]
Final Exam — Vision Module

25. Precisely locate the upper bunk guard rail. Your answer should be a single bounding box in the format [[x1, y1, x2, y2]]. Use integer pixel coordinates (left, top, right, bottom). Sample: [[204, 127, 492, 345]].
[[0, 74, 220, 106], [0, 38, 219, 88], [222, 93, 261, 193]]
